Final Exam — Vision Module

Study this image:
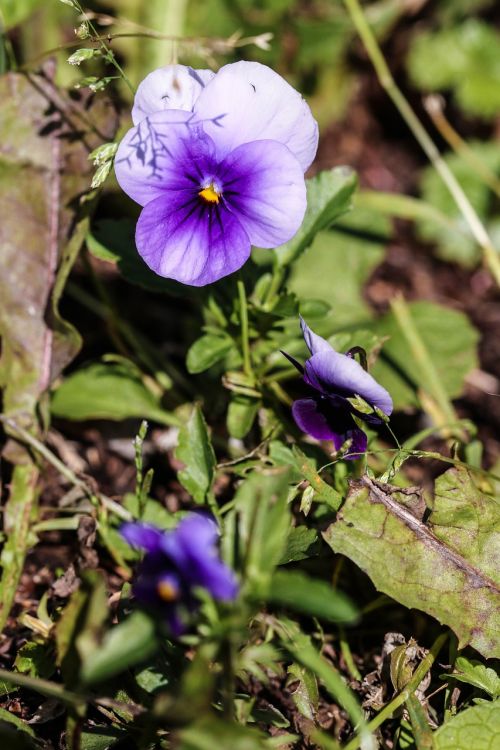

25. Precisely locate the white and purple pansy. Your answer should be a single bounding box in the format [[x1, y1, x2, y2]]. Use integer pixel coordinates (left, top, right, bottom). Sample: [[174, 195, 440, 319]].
[[283, 318, 393, 459], [114, 62, 318, 286]]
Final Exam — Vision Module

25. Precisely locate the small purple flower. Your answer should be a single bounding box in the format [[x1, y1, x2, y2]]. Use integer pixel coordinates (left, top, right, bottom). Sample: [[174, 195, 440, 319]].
[[115, 62, 318, 286], [121, 514, 238, 635], [283, 318, 393, 459]]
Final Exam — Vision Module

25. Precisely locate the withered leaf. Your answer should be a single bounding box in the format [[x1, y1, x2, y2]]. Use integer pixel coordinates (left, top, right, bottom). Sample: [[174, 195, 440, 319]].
[[323, 469, 500, 658]]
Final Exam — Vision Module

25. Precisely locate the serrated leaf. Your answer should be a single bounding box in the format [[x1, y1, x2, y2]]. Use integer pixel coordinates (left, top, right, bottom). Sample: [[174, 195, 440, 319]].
[[51, 360, 177, 425], [274, 167, 357, 268], [81, 610, 158, 685], [371, 301, 479, 409], [186, 334, 234, 374], [323, 471, 500, 658], [444, 656, 500, 698], [267, 570, 358, 624], [175, 405, 216, 504], [433, 698, 500, 749]]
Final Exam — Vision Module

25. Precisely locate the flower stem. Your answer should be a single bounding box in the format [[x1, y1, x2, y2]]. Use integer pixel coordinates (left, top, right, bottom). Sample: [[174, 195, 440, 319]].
[[237, 278, 253, 380], [343, 0, 500, 287]]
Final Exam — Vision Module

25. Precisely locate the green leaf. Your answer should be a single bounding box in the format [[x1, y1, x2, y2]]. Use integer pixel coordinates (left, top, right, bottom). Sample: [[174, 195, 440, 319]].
[[14, 641, 55, 680], [443, 656, 500, 698], [431, 468, 500, 584], [234, 468, 292, 593], [176, 405, 216, 504], [51, 360, 177, 425], [323, 471, 500, 658], [226, 394, 260, 439], [1, 0, 44, 29], [433, 698, 500, 749], [267, 570, 358, 624], [176, 715, 268, 750], [287, 663, 319, 721], [371, 301, 479, 409], [292, 446, 342, 510], [81, 610, 158, 685], [279, 526, 320, 564], [407, 20, 500, 119], [274, 167, 358, 268], [0, 708, 34, 737], [288, 206, 388, 327], [81, 727, 124, 750], [0, 723, 36, 750], [186, 334, 234, 373], [55, 572, 108, 687]]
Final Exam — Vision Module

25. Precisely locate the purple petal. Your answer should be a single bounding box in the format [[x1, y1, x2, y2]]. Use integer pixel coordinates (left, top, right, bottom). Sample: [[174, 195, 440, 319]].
[[305, 351, 393, 416], [339, 428, 368, 460], [292, 398, 341, 441], [300, 316, 332, 355], [165, 514, 238, 601], [218, 140, 306, 248], [120, 523, 164, 553], [114, 110, 216, 207], [292, 399, 368, 459], [132, 65, 215, 125], [194, 61, 318, 171], [135, 193, 251, 286]]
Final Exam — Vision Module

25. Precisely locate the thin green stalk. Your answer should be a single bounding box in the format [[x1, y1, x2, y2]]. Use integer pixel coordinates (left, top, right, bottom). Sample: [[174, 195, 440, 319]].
[[343, 0, 500, 287], [339, 627, 362, 681], [389, 295, 458, 432], [237, 278, 253, 379], [424, 95, 500, 200]]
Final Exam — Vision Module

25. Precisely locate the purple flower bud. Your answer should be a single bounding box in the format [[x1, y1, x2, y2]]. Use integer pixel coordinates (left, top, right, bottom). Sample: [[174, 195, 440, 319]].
[[114, 62, 318, 286], [284, 318, 393, 459], [121, 514, 238, 636]]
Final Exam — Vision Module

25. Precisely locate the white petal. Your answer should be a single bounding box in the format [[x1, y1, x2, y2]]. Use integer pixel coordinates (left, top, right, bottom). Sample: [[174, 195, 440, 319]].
[[132, 65, 215, 125], [194, 61, 318, 172]]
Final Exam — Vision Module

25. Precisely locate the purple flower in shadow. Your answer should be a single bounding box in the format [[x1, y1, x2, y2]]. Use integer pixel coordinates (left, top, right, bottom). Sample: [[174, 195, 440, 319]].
[[283, 318, 393, 459], [115, 62, 318, 286], [120, 514, 238, 636]]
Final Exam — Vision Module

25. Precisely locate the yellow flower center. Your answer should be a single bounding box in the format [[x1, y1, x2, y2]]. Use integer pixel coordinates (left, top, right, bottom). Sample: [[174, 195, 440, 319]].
[[198, 185, 220, 204], [157, 580, 178, 602]]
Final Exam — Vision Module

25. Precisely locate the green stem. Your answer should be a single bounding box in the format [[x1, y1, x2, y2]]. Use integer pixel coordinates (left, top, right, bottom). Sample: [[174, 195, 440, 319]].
[[237, 278, 253, 379], [339, 627, 362, 681], [343, 0, 500, 287], [389, 295, 458, 432]]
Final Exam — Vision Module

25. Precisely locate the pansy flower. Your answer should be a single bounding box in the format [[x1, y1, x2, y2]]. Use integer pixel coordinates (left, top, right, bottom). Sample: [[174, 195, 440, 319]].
[[121, 514, 238, 635], [283, 318, 393, 458], [115, 62, 318, 286]]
